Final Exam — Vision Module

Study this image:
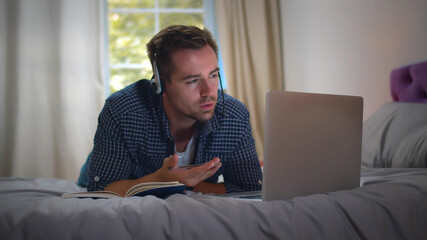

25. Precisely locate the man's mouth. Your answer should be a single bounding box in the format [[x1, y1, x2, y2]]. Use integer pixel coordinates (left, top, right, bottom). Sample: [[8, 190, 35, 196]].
[[200, 102, 215, 111]]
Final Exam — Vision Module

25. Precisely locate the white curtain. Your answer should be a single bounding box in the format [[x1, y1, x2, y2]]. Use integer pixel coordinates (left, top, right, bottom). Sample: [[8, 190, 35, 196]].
[[215, 0, 283, 161], [0, 0, 105, 180]]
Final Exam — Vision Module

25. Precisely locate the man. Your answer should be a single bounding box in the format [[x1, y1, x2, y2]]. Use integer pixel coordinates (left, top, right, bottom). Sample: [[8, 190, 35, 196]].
[[88, 25, 262, 196]]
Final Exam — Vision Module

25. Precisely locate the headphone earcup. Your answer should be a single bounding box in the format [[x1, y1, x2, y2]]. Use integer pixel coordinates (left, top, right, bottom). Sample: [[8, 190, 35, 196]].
[[150, 75, 165, 95]]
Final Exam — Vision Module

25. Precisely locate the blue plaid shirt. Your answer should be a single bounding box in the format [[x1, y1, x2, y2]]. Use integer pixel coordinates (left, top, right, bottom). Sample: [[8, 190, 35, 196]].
[[88, 79, 262, 193]]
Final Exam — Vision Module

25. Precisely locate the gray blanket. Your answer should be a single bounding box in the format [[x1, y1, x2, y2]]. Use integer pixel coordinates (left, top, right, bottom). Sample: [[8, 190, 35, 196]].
[[1, 168, 427, 240]]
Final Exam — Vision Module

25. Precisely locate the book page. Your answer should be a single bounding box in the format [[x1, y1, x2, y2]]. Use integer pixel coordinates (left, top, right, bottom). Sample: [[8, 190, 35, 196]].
[[61, 182, 185, 199], [125, 181, 184, 197]]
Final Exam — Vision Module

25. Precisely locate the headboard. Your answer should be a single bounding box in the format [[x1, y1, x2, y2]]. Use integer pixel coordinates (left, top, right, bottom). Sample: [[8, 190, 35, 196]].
[[390, 60, 427, 103]]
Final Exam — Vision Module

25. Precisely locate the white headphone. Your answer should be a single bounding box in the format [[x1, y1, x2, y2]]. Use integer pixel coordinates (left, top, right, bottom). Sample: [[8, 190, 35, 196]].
[[150, 53, 165, 95]]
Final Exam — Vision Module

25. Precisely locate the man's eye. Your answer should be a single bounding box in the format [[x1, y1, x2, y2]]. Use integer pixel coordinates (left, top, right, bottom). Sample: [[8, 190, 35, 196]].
[[210, 73, 218, 78], [187, 79, 198, 84]]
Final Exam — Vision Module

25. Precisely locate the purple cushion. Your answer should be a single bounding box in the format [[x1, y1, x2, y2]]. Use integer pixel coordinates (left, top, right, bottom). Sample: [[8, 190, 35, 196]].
[[390, 60, 427, 103]]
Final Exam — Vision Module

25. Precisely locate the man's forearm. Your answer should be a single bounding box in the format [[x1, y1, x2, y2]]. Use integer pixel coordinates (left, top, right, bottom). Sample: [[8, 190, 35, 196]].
[[106, 178, 226, 196], [193, 182, 226, 194], [103, 156, 225, 196], [104, 172, 162, 197]]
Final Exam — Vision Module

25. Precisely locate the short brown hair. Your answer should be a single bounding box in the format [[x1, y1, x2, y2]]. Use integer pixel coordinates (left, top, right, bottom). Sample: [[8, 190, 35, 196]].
[[146, 25, 218, 82]]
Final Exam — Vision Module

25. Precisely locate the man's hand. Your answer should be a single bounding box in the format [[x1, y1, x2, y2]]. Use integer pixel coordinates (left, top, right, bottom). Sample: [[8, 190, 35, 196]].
[[105, 154, 223, 196], [156, 154, 222, 187]]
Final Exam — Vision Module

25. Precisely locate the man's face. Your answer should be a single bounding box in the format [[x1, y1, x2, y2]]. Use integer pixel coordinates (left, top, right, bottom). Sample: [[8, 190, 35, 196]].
[[163, 45, 219, 123]]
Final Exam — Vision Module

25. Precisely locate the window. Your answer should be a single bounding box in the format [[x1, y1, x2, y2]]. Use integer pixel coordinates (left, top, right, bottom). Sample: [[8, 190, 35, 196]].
[[105, 0, 225, 95]]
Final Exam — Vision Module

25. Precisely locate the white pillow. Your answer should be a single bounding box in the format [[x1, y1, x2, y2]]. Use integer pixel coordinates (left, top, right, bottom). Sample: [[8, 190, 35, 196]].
[[361, 102, 427, 168], [392, 125, 427, 167]]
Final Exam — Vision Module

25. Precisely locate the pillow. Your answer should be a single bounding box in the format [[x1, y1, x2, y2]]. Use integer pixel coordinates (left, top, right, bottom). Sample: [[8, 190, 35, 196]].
[[361, 102, 427, 168]]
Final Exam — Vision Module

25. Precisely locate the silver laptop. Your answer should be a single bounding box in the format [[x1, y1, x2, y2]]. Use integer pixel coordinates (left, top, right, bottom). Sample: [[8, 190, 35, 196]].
[[261, 91, 363, 201]]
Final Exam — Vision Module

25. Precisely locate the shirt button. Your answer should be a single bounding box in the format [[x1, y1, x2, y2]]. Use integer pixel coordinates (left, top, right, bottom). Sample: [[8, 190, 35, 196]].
[[94, 176, 100, 182]]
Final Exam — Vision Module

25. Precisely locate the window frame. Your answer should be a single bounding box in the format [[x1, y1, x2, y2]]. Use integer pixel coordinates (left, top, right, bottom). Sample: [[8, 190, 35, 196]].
[[102, 0, 224, 98]]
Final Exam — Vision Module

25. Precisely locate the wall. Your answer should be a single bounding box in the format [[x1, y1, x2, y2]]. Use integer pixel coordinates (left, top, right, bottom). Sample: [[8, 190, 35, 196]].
[[280, 0, 427, 119]]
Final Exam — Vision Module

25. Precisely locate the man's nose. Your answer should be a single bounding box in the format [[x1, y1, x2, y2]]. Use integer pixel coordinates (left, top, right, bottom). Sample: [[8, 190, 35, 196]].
[[200, 78, 216, 97]]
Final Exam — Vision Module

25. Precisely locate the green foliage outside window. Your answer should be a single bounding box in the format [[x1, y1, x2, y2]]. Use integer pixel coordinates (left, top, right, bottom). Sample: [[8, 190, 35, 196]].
[[108, 0, 204, 94]]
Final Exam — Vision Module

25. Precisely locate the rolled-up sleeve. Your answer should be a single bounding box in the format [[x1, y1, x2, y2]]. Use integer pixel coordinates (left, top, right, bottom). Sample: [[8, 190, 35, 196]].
[[88, 103, 131, 191], [222, 121, 263, 193]]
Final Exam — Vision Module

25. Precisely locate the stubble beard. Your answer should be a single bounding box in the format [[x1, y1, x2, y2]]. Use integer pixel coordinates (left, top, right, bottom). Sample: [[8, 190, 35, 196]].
[[190, 98, 217, 123]]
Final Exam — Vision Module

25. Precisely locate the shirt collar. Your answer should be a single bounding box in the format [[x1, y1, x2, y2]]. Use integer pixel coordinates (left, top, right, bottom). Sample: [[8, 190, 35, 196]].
[[158, 97, 173, 141], [199, 109, 220, 138]]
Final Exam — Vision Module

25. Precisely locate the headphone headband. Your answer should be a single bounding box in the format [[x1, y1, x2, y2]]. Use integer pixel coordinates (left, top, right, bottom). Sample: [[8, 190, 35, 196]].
[[151, 53, 165, 95]]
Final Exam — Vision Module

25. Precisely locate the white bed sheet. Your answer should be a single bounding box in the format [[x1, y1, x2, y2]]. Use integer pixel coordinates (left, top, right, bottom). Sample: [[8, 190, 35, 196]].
[[1, 168, 427, 240]]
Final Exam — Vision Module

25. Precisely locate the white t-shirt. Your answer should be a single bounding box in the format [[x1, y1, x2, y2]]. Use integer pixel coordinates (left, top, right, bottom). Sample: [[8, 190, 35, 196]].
[[175, 133, 196, 166]]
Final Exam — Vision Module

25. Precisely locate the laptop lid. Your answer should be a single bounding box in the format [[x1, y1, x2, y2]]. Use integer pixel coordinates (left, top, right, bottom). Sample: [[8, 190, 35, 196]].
[[262, 91, 363, 201]]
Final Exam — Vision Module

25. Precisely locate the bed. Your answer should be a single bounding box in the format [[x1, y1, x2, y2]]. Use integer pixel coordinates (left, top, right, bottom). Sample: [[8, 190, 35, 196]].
[[1, 60, 427, 240]]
